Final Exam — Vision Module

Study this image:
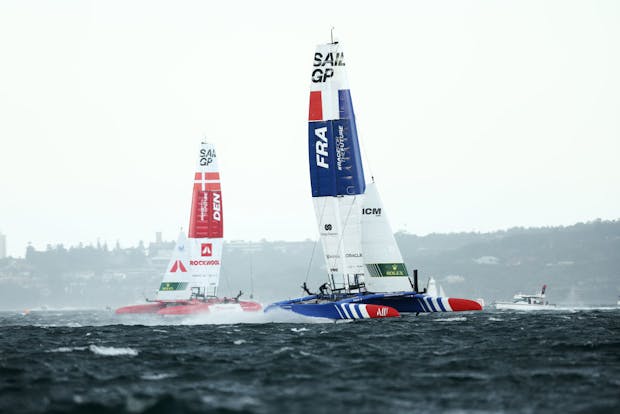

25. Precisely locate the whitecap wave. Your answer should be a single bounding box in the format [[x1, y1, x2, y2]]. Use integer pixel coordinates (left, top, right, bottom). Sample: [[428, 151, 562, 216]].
[[273, 346, 294, 354], [435, 317, 467, 322], [89, 345, 138, 356], [291, 327, 309, 333], [48, 346, 88, 353], [140, 373, 176, 381]]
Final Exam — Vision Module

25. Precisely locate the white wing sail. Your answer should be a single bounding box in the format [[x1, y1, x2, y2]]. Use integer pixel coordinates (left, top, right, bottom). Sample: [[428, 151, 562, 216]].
[[308, 41, 367, 290], [361, 183, 411, 292], [156, 232, 193, 301]]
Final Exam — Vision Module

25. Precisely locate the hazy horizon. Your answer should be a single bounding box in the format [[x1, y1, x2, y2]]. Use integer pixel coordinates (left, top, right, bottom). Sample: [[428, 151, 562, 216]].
[[2, 217, 618, 260]]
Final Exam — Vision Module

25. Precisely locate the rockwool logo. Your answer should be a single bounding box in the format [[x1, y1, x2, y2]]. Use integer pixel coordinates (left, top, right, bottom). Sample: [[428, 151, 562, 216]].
[[190, 260, 220, 266], [169, 260, 187, 273], [201, 243, 212, 257]]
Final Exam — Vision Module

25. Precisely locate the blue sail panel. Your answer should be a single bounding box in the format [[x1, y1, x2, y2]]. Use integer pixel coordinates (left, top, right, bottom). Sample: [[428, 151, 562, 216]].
[[308, 89, 365, 197], [338, 89, 355, 119], [333, 118, 365, 196], [308, 121, 337, 197]]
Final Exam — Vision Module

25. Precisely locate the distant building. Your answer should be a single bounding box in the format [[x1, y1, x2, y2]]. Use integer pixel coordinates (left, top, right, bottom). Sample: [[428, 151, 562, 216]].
[[149, 232, 175, 267], [0, 232, 6, 259]]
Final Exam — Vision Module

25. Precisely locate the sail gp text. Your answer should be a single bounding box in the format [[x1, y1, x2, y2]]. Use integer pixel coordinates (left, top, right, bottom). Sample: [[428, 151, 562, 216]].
[[200, 148, 216, 166], [312, 51, 345, 83]]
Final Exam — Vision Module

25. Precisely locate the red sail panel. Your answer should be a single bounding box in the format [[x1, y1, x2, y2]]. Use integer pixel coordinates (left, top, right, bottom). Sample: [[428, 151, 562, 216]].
[[189, 187, 223, 238], [309, 90, 323, 121]]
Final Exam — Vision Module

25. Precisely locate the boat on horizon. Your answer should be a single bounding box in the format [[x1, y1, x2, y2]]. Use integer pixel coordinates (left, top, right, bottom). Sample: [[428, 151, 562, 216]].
[[265, 35, 482, 320], [494, 284, 555, 311], [116, 142, 261, 315]]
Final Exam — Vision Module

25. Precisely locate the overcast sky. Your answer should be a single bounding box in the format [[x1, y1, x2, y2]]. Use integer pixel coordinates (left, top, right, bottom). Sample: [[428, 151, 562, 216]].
[[1, 0, 618, 257]]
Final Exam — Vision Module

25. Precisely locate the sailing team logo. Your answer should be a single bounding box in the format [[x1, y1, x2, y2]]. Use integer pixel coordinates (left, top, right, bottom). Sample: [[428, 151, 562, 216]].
[[201, 243, 212, 257], [169, 260, 187, 273]]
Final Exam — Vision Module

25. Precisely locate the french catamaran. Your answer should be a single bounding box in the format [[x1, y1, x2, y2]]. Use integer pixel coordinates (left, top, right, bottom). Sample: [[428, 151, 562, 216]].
[[265, 37, 482, 320], [116, 142, 261, 315]]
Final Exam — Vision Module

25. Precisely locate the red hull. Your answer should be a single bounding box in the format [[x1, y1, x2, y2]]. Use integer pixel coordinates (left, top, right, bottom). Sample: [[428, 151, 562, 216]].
[[364, 304, 400, 318], [115, 303, 165, 314], [116, 299, 262, 315], [447, 298, 483, 312]]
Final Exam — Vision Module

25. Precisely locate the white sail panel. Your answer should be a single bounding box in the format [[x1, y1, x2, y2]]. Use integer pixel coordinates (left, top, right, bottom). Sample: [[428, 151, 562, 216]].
[[156, 232, 193, 301], [187, 237, 223, 297], [361, 183, 411, 292], [313, 195, 365, 289]]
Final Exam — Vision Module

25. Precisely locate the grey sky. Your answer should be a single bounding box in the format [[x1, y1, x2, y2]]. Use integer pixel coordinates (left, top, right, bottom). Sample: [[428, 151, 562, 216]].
[[1, 0, 618, 258]]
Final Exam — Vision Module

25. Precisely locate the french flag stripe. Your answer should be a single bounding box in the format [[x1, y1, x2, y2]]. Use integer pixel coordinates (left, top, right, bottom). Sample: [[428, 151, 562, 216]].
[[436, 298, 447, 312], [426, 297, 437, 312], [309, 91, 323, 121], [441, 297, 453, 311], [346, 304, 357, 319], [333, 304, 345, 319], [334, 305, 346, 319], [358, 304, 370, 319], [340, 304, 351, 319], [349, 304, 360, 319]]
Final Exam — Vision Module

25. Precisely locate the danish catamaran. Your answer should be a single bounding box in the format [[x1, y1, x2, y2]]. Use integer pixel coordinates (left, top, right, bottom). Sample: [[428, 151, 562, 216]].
[[116, 142, 261, 315], [265, 37, 482, 320]]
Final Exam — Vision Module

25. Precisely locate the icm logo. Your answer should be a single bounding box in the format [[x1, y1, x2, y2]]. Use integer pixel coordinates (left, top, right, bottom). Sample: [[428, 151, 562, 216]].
[[200, 148, 216, 166], [212, 193, 221, 221], [201, 243, 212, 257], [362, 208, 382, 216], [315, 127, 328, 169]]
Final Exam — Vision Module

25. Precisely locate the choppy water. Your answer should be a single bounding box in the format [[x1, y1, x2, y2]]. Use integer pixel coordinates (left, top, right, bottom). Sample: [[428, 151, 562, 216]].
[[1, 308, 618, 413]]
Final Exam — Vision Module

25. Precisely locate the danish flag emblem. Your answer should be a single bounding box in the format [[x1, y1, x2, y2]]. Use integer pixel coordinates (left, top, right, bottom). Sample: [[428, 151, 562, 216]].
[[201, 243, 212, 257], [169, 260, 187, 273]]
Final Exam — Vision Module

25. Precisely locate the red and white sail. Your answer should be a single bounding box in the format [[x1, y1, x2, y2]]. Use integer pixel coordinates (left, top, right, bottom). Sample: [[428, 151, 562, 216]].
[[156, 142, 223, 301]]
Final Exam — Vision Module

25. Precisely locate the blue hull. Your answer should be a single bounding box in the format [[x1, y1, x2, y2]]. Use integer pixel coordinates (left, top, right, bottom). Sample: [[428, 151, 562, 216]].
[[264, 294, 401, 320], [266, 292, 482, 319]]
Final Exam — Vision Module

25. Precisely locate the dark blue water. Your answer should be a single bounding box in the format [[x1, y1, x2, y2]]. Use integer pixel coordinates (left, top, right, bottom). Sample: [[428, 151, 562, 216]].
[[1, 309, 618, 413]]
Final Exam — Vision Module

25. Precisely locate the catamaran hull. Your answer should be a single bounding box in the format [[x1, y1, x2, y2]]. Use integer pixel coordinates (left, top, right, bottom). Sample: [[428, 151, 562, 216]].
[[267, 302, 399, 320], [266, 292, 481, 320], [115, 300, 262, 315], [115, 303, 165, 314], [359, 293, 483, 313], [157, 300, 262, 315]]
